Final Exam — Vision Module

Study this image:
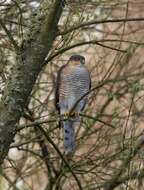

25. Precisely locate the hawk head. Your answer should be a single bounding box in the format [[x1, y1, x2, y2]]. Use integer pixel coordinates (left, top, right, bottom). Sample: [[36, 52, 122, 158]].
[[69, 55, 85, 65]]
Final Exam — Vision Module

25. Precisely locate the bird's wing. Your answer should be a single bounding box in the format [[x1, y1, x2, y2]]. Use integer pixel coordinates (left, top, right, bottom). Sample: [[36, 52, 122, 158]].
[[55, 64, 66, 113], [88, 70, 91, 90], [79, 67, 91, 111]]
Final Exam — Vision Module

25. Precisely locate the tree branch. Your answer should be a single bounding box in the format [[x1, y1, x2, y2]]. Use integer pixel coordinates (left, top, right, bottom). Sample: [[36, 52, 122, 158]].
[[0, 18, 19, 51], [46, 39, 144, 63], [103, 137, 144, 190], [38, 124, 83, 190], [59, 17, 144, 36]]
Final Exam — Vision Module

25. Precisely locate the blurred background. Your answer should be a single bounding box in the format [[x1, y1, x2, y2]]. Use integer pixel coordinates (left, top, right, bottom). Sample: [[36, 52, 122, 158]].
[[1, 0, 144, 189]]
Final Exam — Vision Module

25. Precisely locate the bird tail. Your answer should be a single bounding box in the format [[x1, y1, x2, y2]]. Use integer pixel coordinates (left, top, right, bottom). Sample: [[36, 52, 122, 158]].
[[63, 120, 75, 154]]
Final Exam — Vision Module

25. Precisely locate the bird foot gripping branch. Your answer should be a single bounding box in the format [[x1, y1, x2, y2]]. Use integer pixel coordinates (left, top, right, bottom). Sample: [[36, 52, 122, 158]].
[[63, 112, 80, 119]]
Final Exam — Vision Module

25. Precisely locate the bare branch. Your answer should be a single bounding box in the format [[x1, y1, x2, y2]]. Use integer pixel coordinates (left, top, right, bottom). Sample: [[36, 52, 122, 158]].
[[59, 17, 144, 36]]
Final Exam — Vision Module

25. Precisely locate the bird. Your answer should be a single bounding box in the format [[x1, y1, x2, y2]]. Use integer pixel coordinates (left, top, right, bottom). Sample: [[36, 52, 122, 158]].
[[55, 55, 91, 154], [59, 0, 67, 7]]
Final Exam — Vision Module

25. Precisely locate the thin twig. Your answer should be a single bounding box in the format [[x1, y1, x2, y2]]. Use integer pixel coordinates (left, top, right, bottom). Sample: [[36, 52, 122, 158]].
[[45, 39, 144, 63], [38, 125, 83, 190], [80, 113, 115, 128], [59, 17, 144, 36], [0, 19, 19, 51], [103, 137, 144, 190]]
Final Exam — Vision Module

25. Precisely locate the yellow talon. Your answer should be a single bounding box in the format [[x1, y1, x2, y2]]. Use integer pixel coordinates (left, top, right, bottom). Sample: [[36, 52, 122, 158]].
[[70, 112, 79, 117], [63, 112, 79, 119], [74, 112, 80, 117], [69, 112, 75, 117], [63, 112, 69, 119]]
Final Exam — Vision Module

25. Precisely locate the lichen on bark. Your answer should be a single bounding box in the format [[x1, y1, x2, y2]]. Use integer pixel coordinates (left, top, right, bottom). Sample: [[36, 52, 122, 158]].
[[0, 0, 63, 164]]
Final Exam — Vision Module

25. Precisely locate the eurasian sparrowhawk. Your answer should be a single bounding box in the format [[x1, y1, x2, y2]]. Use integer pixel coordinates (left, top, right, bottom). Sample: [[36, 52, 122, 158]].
[[55, 55, 91, 154]]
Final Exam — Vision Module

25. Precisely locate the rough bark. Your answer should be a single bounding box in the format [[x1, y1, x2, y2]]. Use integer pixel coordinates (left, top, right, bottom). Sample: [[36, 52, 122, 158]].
[[0, 0, 63, 164]]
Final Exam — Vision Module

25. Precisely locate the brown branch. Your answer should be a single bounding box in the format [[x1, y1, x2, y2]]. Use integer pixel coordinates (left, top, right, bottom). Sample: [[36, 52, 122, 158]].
[[46, 39, 144, 63], [17, 118, 59, 132], [59, 17, 144, 36], [80, 113, 115, 128], [116, 169, 144, 186], [0, 18, 19, 51], [38, 124, 83, 190], [103, 137, 144, 190], [23, 111, 56, 189]]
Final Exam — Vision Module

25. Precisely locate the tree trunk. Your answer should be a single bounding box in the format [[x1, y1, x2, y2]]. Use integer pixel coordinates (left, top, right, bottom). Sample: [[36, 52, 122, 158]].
[[0, 0, 63, 164]]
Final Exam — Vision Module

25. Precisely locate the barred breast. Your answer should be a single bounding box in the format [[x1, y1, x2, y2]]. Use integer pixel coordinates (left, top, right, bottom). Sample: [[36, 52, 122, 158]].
[[59, 65, 90, 108]]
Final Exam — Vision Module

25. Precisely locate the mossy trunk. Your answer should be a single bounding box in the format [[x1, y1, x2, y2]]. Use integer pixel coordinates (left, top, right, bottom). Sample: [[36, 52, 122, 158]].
[[0, 0, 63, 164]]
